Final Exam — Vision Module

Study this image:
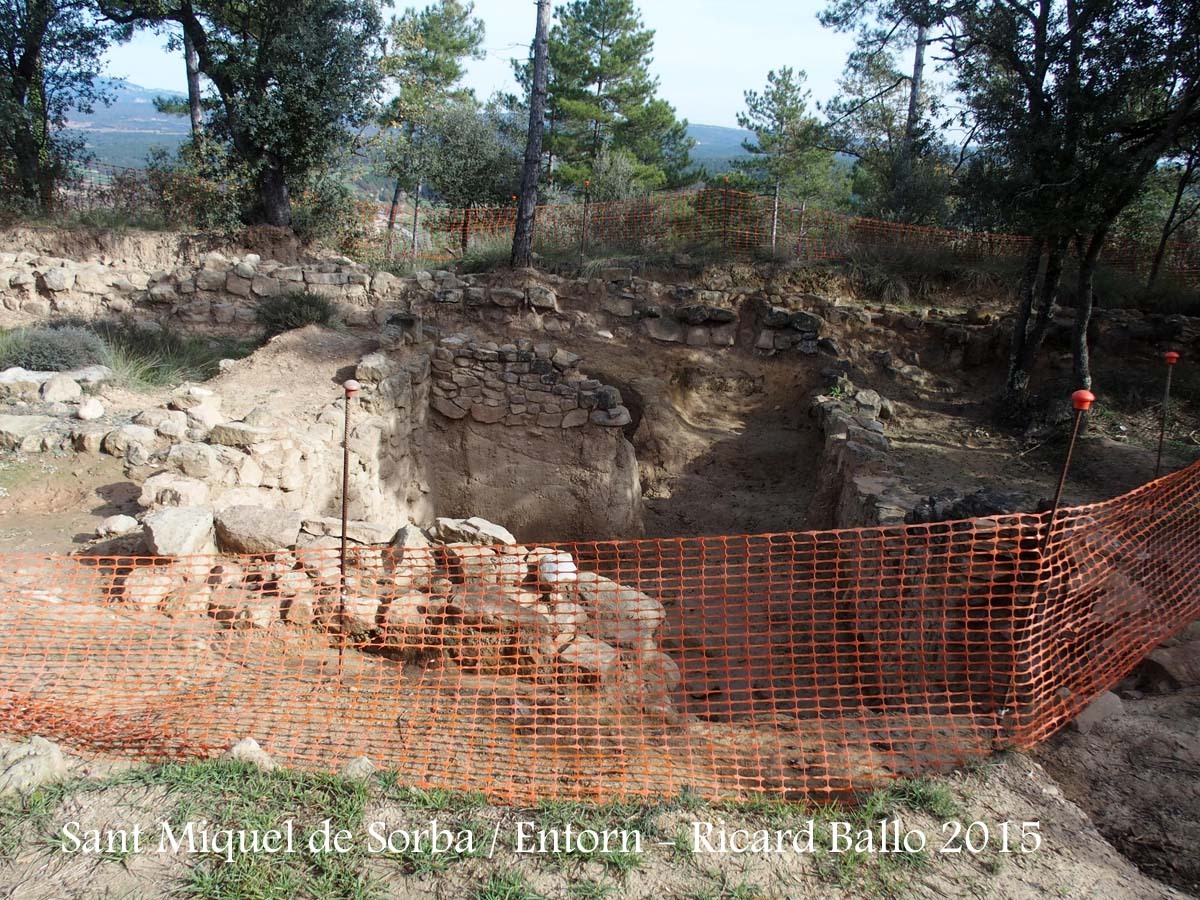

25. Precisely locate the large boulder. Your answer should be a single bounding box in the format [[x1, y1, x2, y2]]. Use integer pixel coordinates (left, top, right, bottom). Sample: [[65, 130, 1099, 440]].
[[0, 737, 67, 796], [431, 516, 516, 545], [144, 506, 218, 557], [215, 505, 303, 554], [0, 415, 57, 451], [40, 374, 81, 402], [102, 424, 161, 463], [139, 472, 211, 509], [557, 637, 622, 686], [573, 571, 665, 647], [208, 421, 283, 447]]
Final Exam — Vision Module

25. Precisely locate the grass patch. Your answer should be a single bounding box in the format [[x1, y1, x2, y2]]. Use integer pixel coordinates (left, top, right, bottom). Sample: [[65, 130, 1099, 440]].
[[92, 321, 256, 388], [0, 325, 107, 371], [256, 290, 336, 338], [144, 759, 380, 900], [0, 320, 256, 390], [471, 871, 547, 900]]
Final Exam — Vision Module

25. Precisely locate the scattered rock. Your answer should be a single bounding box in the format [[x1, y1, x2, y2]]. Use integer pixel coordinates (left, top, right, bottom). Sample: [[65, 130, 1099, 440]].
[[215, 505, 303, 554], [40, 374, 81, 402], [102, 424, 161, 462], [432, 516, 516, 545], [0, 414, 57, 451], [76, 397, 105, 421], [139, 472, 211, 509], [221, 738, 276, 772], [340, 756, 376, 780], [536, 550, 578, 586], [0, 737, 67, 796], [557, 637, 621, 685], [96, 514, 139, 538], [144, 506, 218, 556], [208, 421, 282, 447], [1070, 691, 1124, 734]]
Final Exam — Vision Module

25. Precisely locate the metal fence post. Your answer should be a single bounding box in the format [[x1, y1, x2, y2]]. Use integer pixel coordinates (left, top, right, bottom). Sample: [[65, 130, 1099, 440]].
[[1041, 389, 1094, 554], [339, 379, 359, 673], [721, 176, 730, 253], [1155, 351, 1181, 479]]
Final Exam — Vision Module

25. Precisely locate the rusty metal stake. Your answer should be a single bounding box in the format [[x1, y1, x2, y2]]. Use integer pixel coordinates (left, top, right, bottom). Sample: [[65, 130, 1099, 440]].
[[1155, 351, 1181, 479], [1041, 389, 1094, 555], [339, 379, 360, 674]]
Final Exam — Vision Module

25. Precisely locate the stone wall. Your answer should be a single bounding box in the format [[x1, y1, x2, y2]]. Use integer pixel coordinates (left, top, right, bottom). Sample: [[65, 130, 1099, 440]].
[[423, 333, 642, 541], [808, 378, 918, 529]]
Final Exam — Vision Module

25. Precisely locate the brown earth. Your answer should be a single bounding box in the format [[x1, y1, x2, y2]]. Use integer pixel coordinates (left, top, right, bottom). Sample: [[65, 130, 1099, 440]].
[[0, 741, 1187, 900]]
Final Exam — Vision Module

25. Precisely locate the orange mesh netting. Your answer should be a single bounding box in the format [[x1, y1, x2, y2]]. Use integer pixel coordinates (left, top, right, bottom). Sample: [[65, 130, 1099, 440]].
[[31, 166, 1200, 285], [1, 462, 1197, 803]]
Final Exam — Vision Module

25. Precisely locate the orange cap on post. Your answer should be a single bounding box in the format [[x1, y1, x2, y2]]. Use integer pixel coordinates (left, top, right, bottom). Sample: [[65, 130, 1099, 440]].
[[1165, 351, 1181, 365], [343, 379, 361, 396], [1072, 389, 1096, 411]]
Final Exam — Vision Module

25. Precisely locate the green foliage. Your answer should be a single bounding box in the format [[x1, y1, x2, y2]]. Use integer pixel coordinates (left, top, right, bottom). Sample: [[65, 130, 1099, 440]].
[[256, 291, 337, 337], [381, 0, 485, 114], [824, 47, 952, 224], [291, 173, 371, 247], [0, 1, 129, 211], [376, 0, 486, 210], [733, 67, 847, 209], [524, 0, 696, 192], [0, 325, 107, 371], [144, 143, 248, 233], [104, 0, 386, 226], [426, 103, 522, 209], [0, 321, 252, 388], [471, 872, 546, 900], [90, 322, 256, 388]]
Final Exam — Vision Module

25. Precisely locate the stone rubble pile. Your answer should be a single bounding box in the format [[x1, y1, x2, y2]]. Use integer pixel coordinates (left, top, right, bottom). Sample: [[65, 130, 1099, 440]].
[[114, 512, 678, 709]]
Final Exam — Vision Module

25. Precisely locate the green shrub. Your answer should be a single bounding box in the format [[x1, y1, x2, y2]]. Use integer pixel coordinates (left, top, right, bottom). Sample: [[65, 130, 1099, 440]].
[[0, 325, 107, 371], [291, 175, 371, 250], [255, 291, 335, 336], [90, 321, 257, 387]]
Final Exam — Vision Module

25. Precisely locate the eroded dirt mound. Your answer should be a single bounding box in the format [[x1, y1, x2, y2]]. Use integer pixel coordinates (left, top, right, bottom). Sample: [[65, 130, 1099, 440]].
[[203, 325, 371, 421], [1037, 684, 1200, 894], [0, 224, 308, 271]]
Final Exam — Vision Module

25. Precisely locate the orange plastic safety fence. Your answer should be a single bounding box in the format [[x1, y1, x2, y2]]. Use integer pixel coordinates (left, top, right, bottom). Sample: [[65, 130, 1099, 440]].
[[24, 166, 1200, 284], [358, 187, 1200, 285], [1, 462, 1197, 803]]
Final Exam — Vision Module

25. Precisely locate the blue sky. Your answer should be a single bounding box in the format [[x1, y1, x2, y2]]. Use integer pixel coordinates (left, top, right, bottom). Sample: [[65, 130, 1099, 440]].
[[101, 0, 857, 128]]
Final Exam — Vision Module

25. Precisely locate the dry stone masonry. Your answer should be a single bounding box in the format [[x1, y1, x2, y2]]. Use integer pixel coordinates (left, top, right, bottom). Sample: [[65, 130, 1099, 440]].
[[429, 334, 632, 429]]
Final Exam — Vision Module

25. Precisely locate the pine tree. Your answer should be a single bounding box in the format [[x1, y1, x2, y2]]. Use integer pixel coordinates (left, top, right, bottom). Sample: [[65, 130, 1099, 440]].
[[378, 0, 485, 253], [530, 0, 693, 191], [734, 68, 841, 250]]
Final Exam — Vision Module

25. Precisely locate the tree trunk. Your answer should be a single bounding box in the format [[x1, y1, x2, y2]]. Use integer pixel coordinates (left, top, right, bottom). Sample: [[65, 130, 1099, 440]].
[[1003, 237, 1045, 404], [1004, 236, 1066, 407], [511, 0, 552, 269], [461, 205, 471, 254], [385, 177, 402, 258], [904, 23, 928, 149], [1073, 230, 1107, 392], [184, 29, 203, 138], [894, 21, 928, 217], [257, 162, 291, 227], [1148, 155, 1196, 289], [771, 180, 780, 255], [411, 178, 422, 257]]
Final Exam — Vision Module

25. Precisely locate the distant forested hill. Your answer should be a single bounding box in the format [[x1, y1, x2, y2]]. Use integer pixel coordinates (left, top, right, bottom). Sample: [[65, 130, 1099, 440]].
[[66, 80, 188, 168], [69, 81, 753, 175], [686, 123, 752, 172]]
